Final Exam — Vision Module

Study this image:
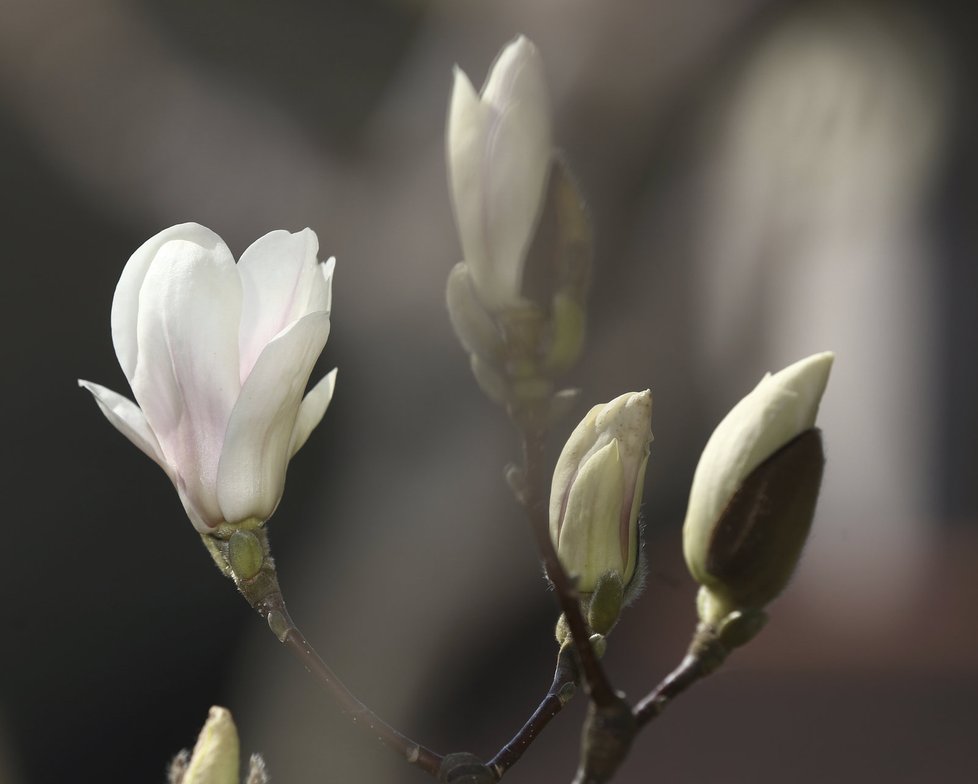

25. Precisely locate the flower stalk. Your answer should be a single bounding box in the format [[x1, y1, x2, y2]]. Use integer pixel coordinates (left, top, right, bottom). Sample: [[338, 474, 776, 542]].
[[204, 527, 444, 777]]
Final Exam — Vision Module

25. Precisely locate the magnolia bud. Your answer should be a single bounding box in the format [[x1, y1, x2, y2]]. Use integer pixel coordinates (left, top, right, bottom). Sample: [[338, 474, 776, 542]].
[[683, 352, 833, 625], [445, 37, 592, 413], [447, 35, 552, 313], [550, 391, 652, 594], [181, 707, 240, 784]]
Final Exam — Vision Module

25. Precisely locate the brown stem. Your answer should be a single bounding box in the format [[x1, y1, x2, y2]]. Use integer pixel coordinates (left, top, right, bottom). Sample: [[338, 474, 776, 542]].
[[517, 418, 617, 707], [215, 528, 444, 779], [256, 591, 444, 775], [632, 654, 707, 728], [488, 643, 579, 778]]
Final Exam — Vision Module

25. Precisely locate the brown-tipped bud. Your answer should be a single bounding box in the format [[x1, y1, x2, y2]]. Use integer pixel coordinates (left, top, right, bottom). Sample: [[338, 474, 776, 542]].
[[692, 428, 825, 625], [683, 353, 832, 625]]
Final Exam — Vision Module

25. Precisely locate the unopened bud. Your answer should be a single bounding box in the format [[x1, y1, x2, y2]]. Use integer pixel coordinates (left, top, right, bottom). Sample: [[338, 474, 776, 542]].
[[683, 353, 833, 624], [181, 707, 239, 784], [550, 391, 652, 594], [446, 39, 593, 413]]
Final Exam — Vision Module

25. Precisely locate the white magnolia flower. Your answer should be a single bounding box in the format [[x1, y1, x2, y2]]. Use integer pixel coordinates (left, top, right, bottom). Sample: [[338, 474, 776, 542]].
[[447, 35, 553, 311], [550, 391, 653, 592], [80, 223, 337, 533], [683, 352, 833, 594]]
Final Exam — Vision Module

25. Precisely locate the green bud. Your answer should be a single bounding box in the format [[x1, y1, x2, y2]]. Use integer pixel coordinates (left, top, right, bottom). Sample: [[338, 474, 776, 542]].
[[228, 530, 264, 581], [445, 262, 504, 361], [587, 571, 624, 635], [544, 292, 586, 374], [714, 606, 768, 649], [181, 707, 240, 784], [589, 633, 607, 659], [469, 355, 509, 405]]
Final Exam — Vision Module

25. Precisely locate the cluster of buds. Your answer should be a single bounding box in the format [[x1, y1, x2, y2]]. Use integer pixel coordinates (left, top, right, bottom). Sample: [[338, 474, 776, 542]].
[[446, 36, 591, 417], [77, 30, 839, 784]]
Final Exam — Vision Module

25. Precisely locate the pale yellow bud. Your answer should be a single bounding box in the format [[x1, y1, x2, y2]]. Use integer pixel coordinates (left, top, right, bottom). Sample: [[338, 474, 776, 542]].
[[550, 391, 652, 592], [182, 707, 240, 784]]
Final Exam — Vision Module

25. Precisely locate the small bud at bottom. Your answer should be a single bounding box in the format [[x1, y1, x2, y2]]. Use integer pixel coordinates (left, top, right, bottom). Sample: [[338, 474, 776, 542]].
[[438, 752, 495, 784]]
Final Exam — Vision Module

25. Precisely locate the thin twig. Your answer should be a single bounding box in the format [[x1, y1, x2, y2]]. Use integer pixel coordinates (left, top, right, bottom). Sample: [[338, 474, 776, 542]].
[[255, 590, 445, 776], [489, 643, 579, 778], [632, 654, 706, 728]]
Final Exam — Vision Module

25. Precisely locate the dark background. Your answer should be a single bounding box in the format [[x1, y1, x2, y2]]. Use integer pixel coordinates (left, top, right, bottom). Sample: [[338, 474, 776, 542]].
[[1, 1, 976, 782]]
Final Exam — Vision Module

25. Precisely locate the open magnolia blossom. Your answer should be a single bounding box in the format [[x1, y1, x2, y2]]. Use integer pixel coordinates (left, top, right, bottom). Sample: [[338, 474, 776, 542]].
[[683, 352, 833, 618], [550, 391, 653, 593], [79, 223, 337, 533], [447, 35, 552, 313]]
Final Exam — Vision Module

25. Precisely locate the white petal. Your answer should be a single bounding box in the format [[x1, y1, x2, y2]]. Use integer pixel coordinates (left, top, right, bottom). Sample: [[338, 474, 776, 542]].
[[132, 234, 242, 527], [481, 36, 541, 112], [321, 256, 335, 316], [447, 66, 492, 286], [78, 379, 168, 470], [216, 312, 330, 524], [557, 440, 625, 591], [480, 73, 552, 308], [111, 223, 225, 384], [549, 403, 601, 544], [289, 367, 337, 457], [237, 228, 330, 383]]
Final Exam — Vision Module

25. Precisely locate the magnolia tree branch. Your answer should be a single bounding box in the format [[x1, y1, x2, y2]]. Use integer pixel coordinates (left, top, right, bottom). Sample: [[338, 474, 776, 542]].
[[258, 595, 445, 776], [517, 416, 617, 708], [632, 654, 706, 727], [489, 642, 579, 778], [222, 533, 445, 778]]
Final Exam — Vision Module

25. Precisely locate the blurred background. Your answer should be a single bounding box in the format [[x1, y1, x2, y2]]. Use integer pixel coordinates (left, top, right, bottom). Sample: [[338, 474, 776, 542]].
[[1, 0, 976, 782]]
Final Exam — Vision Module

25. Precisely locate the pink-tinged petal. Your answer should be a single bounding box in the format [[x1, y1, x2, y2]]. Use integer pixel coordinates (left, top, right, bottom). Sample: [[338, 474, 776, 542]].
[[78, 379, 169, 470], [237, 228, 330, 384], [447, 66, 492, 280], [111, 223, 225, 384], [289, 367, 337, 457], [216, 312, 331, 524], [132, 235, 242, 527], [174, 479, 222, 534]]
